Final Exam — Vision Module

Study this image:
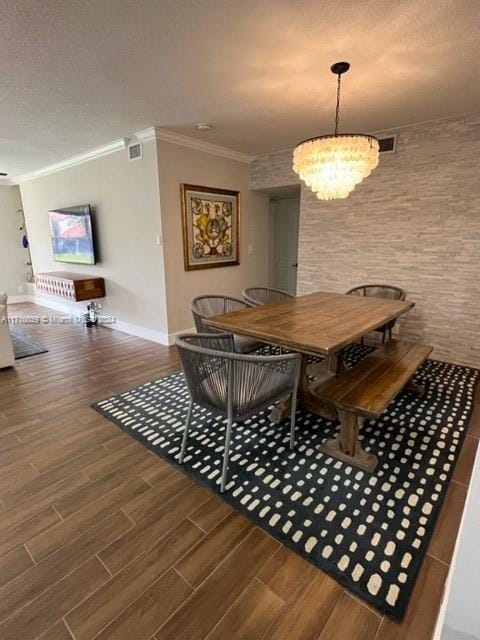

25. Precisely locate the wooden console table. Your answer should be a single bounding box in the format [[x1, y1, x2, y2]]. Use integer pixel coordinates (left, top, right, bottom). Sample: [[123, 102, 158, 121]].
[[35, 272, 105, 302]]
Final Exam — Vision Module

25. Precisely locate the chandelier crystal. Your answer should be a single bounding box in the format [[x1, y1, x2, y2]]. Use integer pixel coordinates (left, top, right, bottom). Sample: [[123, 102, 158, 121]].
[[293, 62, 379, 200]]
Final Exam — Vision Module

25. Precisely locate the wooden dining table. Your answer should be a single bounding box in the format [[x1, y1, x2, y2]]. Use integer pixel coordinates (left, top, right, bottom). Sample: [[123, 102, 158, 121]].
[[207, 290, 415, 442]]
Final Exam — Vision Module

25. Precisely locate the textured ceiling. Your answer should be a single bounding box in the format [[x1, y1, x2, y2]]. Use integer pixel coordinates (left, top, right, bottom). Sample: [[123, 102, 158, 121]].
[[1, 0, 479, 179]]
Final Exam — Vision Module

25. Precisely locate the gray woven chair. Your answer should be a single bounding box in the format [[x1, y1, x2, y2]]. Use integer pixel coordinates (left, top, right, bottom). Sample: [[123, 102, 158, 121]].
[[242, 287, 294, 306], [176, 333, 301, 492], [346, 284, 407, 343], [191, 295, 262, 353]]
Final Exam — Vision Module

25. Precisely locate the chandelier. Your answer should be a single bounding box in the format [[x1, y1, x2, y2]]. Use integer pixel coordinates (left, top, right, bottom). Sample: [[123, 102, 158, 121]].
[[293, 62, 379, 200]]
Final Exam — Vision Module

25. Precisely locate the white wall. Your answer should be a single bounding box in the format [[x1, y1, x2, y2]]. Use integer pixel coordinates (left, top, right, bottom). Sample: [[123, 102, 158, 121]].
[[0, 185, 26, 296], [438, 445, 480, 640], [157, 140, 271, 333], [19, 141, 169, 338], [17, 136, 272, 341]]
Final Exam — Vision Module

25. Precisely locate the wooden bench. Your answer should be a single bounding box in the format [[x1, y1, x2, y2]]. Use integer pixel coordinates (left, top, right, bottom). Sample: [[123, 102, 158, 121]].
[[317, 340, 433, 471]]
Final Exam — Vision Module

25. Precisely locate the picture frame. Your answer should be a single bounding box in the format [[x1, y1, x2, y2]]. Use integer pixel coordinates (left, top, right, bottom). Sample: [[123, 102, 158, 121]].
[[181, 183, 240, 271]]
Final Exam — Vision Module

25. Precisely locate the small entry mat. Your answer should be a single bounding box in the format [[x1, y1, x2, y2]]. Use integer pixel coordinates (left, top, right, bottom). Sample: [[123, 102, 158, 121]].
[[10, 327, 48, 359]]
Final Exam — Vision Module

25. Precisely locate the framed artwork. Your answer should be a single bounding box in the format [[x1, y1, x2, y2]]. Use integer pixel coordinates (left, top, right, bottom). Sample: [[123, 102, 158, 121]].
[[181, 183, 240, 271]]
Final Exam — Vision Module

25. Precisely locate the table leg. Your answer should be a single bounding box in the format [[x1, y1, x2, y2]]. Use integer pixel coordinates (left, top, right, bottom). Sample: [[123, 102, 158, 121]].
[[298, 353, 338, 420], [271, 353, 338, 424], [270, 395, 292, 424], [318, 410, 378, 471], [405, 379, 425, 396], [306, 350, 347, 378]]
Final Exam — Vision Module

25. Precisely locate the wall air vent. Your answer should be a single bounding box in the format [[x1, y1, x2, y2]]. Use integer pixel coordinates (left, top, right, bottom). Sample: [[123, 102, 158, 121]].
[[377, 134, 397, 154], [127, 141, 143, 162]]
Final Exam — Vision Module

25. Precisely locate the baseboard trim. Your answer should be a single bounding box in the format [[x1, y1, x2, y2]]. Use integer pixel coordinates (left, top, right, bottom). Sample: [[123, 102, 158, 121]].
[[14, 293, 173, 347], [26, 294, 85, 316], [7, 295, 32, 304], [167, 327, 196, 345], [102, 319, 171, 346]]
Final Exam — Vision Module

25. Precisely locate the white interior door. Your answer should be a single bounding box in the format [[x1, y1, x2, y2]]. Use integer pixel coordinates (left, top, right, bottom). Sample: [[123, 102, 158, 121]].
[[271, 196, 300, 295]]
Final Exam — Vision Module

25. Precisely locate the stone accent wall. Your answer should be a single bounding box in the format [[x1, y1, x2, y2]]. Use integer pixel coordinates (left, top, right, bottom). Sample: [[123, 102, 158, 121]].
[[250, 114, 480, 368], [250, 149, 299, 191]]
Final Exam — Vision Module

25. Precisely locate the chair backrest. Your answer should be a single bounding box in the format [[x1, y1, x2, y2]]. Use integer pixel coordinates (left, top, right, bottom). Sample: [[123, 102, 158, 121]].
[[242, 287, 293, 306], [191, 295, 251, 333], [346, 284, 406, 301], [176, 333, 300, 420]]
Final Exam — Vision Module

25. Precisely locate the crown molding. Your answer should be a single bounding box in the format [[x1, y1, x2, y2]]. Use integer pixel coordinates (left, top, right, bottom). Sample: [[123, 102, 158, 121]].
[[12, 125, 252, 184], [370, 110, 480, 136], [152, 127, 253, 163], [251, 110, 480, 162], [13, 139, 126, 184], [134, 126, 157, 143], [9, 109, 480, 185]]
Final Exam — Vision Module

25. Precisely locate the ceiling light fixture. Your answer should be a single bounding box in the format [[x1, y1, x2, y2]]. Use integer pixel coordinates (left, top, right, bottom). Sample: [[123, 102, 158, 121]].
[[195, 124, 213, 131], [293, 62, 379, 200]]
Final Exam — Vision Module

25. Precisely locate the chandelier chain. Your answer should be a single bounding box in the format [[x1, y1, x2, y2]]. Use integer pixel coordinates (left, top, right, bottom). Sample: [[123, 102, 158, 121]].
[[335, 73, 341, 136]]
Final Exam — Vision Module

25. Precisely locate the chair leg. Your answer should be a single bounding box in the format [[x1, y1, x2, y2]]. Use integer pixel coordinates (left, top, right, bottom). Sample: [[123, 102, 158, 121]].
[[389, 327, 393, 341], [289, 390, 298, 450], [179, 400, 193, 464], [220, 417, 234, 493]]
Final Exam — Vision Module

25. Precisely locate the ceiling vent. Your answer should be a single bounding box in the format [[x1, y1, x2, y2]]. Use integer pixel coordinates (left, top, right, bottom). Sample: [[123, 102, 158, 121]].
[[377, 134, 397, 154], [127, 141, 143, 162]]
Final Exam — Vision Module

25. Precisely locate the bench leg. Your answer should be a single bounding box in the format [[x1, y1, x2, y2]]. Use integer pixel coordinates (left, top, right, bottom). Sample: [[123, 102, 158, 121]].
[[318, 410, 379, 472], [270, 394, 292, 424]]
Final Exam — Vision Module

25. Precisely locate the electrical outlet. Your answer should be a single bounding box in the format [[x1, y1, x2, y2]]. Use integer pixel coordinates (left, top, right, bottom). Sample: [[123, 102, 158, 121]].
[[17, 285, 24, 294]]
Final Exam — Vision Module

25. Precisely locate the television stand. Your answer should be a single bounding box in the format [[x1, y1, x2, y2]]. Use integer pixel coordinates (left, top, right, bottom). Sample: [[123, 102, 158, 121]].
[[35, 272, 105, 302]]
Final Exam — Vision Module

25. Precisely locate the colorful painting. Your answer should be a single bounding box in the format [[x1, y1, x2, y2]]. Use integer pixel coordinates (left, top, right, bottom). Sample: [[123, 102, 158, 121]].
[[181, 184, 240, 271]]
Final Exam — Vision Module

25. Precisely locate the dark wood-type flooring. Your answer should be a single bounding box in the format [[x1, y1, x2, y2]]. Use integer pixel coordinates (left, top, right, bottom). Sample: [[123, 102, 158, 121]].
[[0, 302, 478, 640]]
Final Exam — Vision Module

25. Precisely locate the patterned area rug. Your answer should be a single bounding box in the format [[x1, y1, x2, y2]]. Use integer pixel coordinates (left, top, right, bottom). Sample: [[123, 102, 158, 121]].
[[10, 327, 48, 359], [92, 346, 479, 619]]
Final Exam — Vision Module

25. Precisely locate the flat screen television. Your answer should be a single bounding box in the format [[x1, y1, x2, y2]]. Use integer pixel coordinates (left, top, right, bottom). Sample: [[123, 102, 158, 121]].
[[48, 205, 96, 265]]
